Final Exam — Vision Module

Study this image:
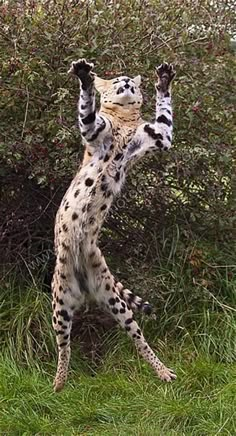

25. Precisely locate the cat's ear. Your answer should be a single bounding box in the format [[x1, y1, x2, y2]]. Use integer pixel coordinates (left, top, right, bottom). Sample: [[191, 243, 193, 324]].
[[133, 75, 141, 87], [94, 76, 111, 93]]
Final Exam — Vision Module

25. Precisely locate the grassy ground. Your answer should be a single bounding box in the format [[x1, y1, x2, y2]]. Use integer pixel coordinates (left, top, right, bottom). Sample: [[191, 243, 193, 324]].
[[0, 337, 235, 435], [0, 247, 235, 435]]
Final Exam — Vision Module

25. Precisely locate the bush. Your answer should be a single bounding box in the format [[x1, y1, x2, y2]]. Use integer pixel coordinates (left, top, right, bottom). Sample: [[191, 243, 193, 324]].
[[0, 0, 235, 279]]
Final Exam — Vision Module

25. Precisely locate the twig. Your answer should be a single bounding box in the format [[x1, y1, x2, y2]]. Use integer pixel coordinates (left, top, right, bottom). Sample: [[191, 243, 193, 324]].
[[21, 85, 29, 140], [145, 35, 178, 55], [202, 260, 236, 269], [174, 35, 208, 49], [200, 285, 236, 313], [18, 252, 37, 288]]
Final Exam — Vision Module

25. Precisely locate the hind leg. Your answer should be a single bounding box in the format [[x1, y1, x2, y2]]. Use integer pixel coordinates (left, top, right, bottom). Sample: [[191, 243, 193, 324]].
[[52, 271, 84, 392], [97, 283, 176, 382]]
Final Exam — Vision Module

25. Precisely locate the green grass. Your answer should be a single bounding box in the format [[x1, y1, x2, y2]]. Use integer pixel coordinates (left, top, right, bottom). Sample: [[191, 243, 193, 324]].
[[0, 246, 235, 435], [0, 344, 235, 435]]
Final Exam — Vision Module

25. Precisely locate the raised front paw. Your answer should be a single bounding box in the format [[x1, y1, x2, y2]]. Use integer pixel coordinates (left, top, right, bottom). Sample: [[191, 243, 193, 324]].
[[68, 58, 95, 84], [155, 63, 176, 93]]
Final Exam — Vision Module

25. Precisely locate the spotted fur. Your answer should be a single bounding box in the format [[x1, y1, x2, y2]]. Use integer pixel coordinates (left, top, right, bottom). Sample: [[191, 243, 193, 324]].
[[52, 59, 176, 392]]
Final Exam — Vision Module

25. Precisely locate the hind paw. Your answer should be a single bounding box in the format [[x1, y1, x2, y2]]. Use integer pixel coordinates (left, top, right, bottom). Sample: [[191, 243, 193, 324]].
[[53, 377, 66, 393], [158, 366, 177, 382]]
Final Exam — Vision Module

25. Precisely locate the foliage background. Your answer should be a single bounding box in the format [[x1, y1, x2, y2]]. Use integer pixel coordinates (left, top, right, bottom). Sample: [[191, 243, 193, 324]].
[[0, 1, 235, 434], [0, 0, 235, 316]]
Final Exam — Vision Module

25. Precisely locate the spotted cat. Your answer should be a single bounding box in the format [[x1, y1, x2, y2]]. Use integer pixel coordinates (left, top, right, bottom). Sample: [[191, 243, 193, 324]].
[[52, 59, 176, 392]]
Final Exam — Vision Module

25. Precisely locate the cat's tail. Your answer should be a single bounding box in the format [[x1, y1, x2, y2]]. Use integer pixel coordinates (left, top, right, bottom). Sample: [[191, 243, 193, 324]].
[[115, 281, 152, 315]]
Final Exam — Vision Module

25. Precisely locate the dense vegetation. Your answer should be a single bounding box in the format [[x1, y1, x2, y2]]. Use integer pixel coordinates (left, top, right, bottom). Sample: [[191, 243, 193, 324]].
[[0, 1, 235, 434]]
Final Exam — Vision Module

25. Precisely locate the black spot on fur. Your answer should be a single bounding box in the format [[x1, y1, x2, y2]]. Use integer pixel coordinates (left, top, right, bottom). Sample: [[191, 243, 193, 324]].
[[81, 111, 96, 125], [114, 152, 123, 161], [125, 318, 133, 325], [72, 212, 78, 220], [112, 307, 119, 314], [156, 140, 163, 149], [56, 330, 65, 335], [89, 251, 96, 258], [120, 308, 126, 313], [157, 114, 172, 127], [101, 182, 107, 192], [62, 224, 68, 232], [59, 342, 68, 348], [104, 190, 112, 199], [85, 178, 94, 187], [101, 204, 107, 211], [106, 283, 111, 291], [60, 273, 66, 280], [74, 189, 80, 198], [62, 242, 69, 251], [109, 297, 116, 305], [92, 262, 101, 268], [104, 154, 110, 162], [88, 120, 106, 141], [128, 293, 135, 302], [59, 309, 70, 322], [144, 124, 164, 140], [53, 316, 57, 324], [114, 172, 120, 182], [91, 187, 96, 196]]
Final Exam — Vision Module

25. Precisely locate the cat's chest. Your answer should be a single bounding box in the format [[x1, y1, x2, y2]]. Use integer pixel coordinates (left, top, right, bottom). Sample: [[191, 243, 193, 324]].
[[113, 125, 136, 148]]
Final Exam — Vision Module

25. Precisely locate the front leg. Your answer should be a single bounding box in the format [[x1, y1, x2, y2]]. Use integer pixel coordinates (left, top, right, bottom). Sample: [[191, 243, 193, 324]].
[[68, 59, 111, 155], [124, 63, 176, 165]]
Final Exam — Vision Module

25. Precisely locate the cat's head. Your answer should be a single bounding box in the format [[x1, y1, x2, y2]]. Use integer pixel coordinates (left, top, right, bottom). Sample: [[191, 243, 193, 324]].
[[95, 74, 142, 110]]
